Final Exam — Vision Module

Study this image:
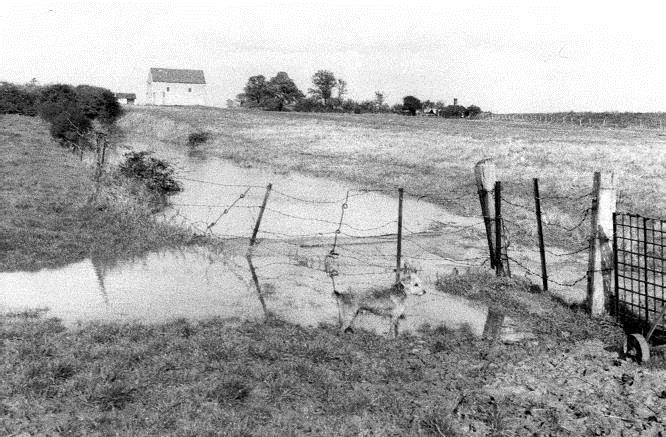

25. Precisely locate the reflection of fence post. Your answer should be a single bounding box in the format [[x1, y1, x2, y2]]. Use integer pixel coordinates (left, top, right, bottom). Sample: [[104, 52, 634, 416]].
[[587, 172, 617, 316], [249, 183, 272, 246], [533, 178, 548, 291], [474, 159, 496, 268], [396, 188, 403, 282], [246, 254, 269, 319]]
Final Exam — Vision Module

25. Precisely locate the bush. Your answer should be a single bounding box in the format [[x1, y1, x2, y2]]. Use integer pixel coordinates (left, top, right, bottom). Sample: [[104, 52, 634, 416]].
[[118, 151, 182, 197], [37, 84, 79, 123], [49, 108, 92, 144], [466, 105, 482, 118], [75, 85, 123, 124], [0, 82, 37, 116], [442, 104, 467, 118], [187, 131, 210, 148]]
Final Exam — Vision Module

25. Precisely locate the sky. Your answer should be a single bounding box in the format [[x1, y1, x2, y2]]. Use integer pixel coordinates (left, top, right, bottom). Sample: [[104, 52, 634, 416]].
[[1, 0, 664, 113]]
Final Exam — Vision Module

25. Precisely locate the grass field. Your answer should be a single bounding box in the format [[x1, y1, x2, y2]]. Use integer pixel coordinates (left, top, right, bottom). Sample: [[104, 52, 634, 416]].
[[0, 114, 196, 271], [119, 106, 665, 250], [2, 109, 666, 435], [3, 272, 666, 436]]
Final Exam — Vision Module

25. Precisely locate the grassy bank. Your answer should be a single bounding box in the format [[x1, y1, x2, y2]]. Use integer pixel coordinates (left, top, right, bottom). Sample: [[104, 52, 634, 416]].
[[0, 114, 196, 272], [118, 106, 666, 249], [2, 271, 665, 436]]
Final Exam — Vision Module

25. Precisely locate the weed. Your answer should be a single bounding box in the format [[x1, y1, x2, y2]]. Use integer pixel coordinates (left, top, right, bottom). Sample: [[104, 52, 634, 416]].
[[187, 131, 210, 147]]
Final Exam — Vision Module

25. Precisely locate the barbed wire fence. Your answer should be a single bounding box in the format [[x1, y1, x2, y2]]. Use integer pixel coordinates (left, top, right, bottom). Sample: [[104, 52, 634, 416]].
[[498, 178, 593, 293], [161, 168, 599, 305]]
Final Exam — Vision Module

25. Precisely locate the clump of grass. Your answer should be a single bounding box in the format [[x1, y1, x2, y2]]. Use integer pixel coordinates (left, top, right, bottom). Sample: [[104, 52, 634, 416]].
[[187, 130, 210, 148]]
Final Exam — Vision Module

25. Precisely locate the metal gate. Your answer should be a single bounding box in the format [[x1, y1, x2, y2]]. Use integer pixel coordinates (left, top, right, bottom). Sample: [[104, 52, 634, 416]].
[[613, 213, 666, 333]]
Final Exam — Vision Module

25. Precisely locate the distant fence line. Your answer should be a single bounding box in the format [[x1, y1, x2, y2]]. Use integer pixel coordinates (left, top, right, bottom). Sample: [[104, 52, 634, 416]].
[[489, 113, 666, 130]]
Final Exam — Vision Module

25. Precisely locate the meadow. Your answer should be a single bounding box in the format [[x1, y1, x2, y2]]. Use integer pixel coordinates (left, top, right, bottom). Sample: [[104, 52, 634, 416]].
[[0, 114, 196, 272], [2, 108, 666, 435], [120, 106, 666, 250]]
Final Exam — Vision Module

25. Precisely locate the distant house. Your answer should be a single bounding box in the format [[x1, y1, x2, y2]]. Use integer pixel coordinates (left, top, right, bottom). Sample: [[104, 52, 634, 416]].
[[114, 93, 136, 105], [146, 68, 207, 106]]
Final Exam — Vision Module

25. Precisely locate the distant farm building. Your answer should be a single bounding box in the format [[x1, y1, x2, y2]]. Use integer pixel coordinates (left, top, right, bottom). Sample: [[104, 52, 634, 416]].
[[114, 93, 136, 105], [146, 68, 207, 106]]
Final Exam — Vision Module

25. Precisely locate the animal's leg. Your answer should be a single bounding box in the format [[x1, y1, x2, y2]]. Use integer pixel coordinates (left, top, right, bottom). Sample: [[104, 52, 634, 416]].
[[390, 314, 400, 338], [340, 308, 359, 334]]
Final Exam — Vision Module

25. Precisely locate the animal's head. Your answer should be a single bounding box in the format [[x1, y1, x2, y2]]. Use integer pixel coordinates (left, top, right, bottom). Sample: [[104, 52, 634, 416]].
[[398, 263, 426, 296]]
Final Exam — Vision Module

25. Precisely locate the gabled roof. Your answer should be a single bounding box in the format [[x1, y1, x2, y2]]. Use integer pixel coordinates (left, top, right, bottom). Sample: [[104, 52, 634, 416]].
[[115, 93, 136, 99], [149, 68, 206, 84]]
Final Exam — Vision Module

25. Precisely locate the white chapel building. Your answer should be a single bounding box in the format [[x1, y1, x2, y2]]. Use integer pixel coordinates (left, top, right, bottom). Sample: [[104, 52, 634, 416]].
[[146, 68, 207, 106]]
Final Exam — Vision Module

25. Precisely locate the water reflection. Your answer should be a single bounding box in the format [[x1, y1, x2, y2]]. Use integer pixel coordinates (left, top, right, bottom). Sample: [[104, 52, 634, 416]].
[[1, 245, 530, 341]]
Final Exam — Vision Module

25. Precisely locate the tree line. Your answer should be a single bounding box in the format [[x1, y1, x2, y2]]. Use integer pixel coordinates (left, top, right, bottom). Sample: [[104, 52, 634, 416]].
[[237, 70, 482, 117], [0, 79, 123, 149]]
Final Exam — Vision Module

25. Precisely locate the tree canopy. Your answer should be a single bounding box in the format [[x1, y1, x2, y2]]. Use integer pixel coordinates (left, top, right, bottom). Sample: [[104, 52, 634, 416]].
[[266, 72, 303, 111], [402, 96, 422, 116], [308, 70, 337, 105], [243, 75, 269, 106]]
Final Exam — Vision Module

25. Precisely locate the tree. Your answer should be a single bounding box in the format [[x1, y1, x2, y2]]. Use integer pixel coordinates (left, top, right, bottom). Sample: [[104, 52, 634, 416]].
[[0, 82, 37, 116], [243, 75, 269, 106], [374, 91, 385, 107], [308, 70, 337, 105], [336, 79, 348, 100], [466, 105, 482, 118], [37, 84, 79, 123], [265, 72, 304, 111], [442, 104, 466, 118], [75, 85, 123, 124], [402, 96, 422, 116]]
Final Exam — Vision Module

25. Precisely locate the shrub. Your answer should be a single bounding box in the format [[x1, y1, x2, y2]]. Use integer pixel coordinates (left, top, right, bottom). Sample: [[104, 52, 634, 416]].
[[75, 85, 123, 124], [187, 131, 210, 147], [118, 151, 182, 196], [49, 108, 92, 145], [466, 105, 482, 118], [37, 84, 79, 123], [442, 104, 467, 118], [0, 82, 38, 116]]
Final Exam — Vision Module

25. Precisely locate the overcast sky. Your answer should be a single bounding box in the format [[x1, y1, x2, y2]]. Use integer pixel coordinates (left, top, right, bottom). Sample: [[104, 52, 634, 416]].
[[1, 0, 664, 112]]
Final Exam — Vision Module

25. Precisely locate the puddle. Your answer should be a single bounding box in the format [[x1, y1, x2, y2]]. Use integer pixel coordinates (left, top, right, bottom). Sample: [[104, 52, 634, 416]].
[[0, 244, 531, 341], [3, 144, 537, 341]]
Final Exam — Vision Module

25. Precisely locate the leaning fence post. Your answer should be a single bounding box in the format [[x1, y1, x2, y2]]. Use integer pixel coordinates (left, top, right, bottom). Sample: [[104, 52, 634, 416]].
[[396, 188, 403, 282], [475, 159, 496, 268], [533, 178, 548, 291], [249, 183, 272, 247], [587, 172, 617, 316]]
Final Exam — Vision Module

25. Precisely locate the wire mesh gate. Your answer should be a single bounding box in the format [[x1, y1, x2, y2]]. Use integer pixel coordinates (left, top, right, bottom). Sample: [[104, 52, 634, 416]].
[[613, 213, 666, 334]]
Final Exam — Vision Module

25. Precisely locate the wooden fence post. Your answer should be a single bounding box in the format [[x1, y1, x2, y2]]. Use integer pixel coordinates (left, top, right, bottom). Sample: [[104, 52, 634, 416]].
[[533, 178, 548, 291], [250, 183, 272, 247], [587, 172, 617, 316], [494, 181, 510, 277], [474, 159, 496, 268], [396, 188, 404, 282]]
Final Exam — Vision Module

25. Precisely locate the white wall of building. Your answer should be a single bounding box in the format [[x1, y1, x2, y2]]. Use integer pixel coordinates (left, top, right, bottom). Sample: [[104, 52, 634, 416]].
[[146, 82, 207, 106]]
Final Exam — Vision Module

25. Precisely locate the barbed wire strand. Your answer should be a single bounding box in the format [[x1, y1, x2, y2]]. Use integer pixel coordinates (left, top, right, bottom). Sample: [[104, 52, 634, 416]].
[[507, 256, 588, 287], [206, 187, 252, 232]]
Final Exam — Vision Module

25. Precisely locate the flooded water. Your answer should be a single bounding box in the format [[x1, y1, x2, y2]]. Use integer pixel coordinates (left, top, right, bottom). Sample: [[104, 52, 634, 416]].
[[2, 143, 537, 340], [0, 245, 527, 340]]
